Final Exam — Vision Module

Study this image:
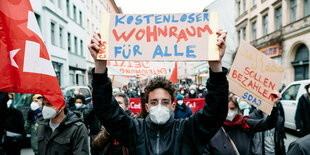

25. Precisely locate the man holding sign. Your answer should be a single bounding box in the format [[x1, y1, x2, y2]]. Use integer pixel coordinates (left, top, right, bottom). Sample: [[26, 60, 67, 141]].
[[88, 28, 228, 154]]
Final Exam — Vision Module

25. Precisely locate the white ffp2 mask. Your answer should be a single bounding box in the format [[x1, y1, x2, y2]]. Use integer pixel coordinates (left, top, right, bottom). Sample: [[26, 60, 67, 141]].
[[42, 106, 57, 120], [226, 110, 237, 121], [30, 102, 40, 111], [148, 104, 171, 124]]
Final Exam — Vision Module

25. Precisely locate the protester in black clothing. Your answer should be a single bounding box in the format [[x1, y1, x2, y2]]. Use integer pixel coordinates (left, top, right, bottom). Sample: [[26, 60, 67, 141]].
[[0, 92, 9, 154], [3, 94, 25, 155], [287, 133, 310, 155], [204, 94, 281, 155], [295, 83, 310, 137], [88, 29, 228, 154], [187, 85, 198, 98], [197, 84, 207, 98], [249, 101, 286, 155]]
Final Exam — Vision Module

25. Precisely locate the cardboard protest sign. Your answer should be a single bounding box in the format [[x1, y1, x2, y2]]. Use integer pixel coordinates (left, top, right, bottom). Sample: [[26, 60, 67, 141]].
[[128, 98, 205, 114], [228, 41, 284, 115], [107, 61, 173, 76], [98, 12, 219, 61]]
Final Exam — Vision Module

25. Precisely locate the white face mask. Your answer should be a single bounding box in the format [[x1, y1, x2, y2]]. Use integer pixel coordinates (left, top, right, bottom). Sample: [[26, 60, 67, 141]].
[[308, 87, 310, 94], [148, 103, 171, 124], [177, 100, 183, 105], [226, 110, 237, 121], [190, 90, 195, 94], [30, 102, 40, 111], [42, 106, 58, 120], [74, 90, 79, 95], [75, 103, 83, 109], [199, 86, 203, 90], [7, 99, 12, 108], [181, 91, 185, 94]]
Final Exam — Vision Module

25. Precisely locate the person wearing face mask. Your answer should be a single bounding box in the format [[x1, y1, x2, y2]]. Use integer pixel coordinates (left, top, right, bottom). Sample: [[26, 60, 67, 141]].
[[179, 87, 187, 97], [37, 97, 89, 155], [249, 100, 286, 155], [174, 94, 192, 119], [197, 84, 207, 98], [89, 29, 229, 154], [204, 93, 281, 155], [295, 83, 310, 137], [68, 88, 82, 110], [187, 85, 198, 98], [24, 94, 43, 155]]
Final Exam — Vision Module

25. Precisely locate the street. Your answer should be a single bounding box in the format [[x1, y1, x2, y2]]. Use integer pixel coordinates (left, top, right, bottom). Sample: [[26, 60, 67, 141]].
[[21, 130, 299, 155]]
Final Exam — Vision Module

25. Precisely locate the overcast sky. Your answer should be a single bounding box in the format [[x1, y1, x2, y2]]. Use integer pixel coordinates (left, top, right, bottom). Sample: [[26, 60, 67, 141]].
[[114, 0, 216, 14]]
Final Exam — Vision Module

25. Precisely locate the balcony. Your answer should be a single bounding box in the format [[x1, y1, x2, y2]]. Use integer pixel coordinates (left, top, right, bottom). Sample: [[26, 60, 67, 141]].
[[282, 15, 310, 39], [251, 29, 283, 49]]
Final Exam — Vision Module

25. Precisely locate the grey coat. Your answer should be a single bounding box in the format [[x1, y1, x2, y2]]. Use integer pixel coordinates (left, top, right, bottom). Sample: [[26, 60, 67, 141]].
[[37, 108, 89, 155]]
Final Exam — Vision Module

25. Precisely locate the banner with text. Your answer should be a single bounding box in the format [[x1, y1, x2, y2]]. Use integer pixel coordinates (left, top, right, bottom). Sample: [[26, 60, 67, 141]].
[[98, 12, 219, 61], [228, 41, 284, 115], [107, 61, 173, 76], [129, 98, 205, 114]]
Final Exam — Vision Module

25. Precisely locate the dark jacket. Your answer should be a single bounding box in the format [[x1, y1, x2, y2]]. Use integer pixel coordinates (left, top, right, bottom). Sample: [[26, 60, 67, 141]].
[[295, 94, 310, 136], [4, 107, 25, 135], [92, 68, 228, 154], [174, 104, 192, 119], [74, 104, 101, 136], [204, 106, 279, 155], [37, 108, 89, 155], [287, 133, 310, 155], [249, 102, 286, 155]]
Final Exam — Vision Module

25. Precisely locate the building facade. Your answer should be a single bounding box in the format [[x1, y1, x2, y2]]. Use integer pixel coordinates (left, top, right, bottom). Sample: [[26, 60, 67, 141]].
[[30, 0, 120, 87], [186, 0, 236, 85], [84, 0, 121, 86], [31, 0, 71, 88], [235, 0, 310, 85]]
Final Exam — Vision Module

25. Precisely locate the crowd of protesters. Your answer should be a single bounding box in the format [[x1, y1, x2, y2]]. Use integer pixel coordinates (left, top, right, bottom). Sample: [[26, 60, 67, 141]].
[[0, 29, 310, 155]]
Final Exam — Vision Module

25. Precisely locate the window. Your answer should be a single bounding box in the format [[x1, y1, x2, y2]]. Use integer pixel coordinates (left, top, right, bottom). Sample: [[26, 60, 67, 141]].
[[79, 11, 83, 26], [58, 0, 61, 9], [74, 36, 78, 54], [253, 0, 256, 6], [68, 32, 71, 52], [290, 0, 297, 22], [305, 0, 310, 17], [242, 27, 246, 40], [76, 74, 85, 85], [80, 40, 83, 56], [263, 15, 268, 35], [50, 0, 54, 3], [243, 0, 246, 12], [238, 30, 241, 44], [51, 22, 56, 45], [292, 44, 309, 81], [59, 26, 63, 48], [275, 7, 282, 30], [66, 0, 70, 17], [282, 84, 300, 100], [35, 13, 41, 30], [52, 62, 62, 86], [252, 21, 256, 40], [238, 2, 241, 16], [73, 5, 77, 21], [69, 73, 75, 85]]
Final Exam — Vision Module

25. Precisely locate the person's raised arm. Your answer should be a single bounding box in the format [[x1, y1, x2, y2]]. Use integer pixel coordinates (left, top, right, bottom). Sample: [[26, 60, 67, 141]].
[[88, 33, 135, 146], [246, 91, 281, 133], [184, 29, 228, 152], [88, 33, 107, 73]]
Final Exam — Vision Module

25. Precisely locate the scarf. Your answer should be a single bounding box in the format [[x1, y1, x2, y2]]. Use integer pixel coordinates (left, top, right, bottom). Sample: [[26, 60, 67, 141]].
[[223, 113, 250, 131]]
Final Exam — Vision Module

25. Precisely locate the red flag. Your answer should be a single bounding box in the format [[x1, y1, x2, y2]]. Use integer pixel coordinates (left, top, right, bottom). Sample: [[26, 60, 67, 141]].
[[0, 0, 65, 110], [169, 62, 178, 83]]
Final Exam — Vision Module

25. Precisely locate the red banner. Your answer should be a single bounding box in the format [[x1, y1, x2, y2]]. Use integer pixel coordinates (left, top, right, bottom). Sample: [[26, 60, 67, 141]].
[[129, 98, 205, 114]]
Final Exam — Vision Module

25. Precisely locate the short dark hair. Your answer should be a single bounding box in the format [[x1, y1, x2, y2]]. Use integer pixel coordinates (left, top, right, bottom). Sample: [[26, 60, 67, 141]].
[[75, 95, 86, 104], [144, 76, 176, 103], [114, 92, 129, 107]]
